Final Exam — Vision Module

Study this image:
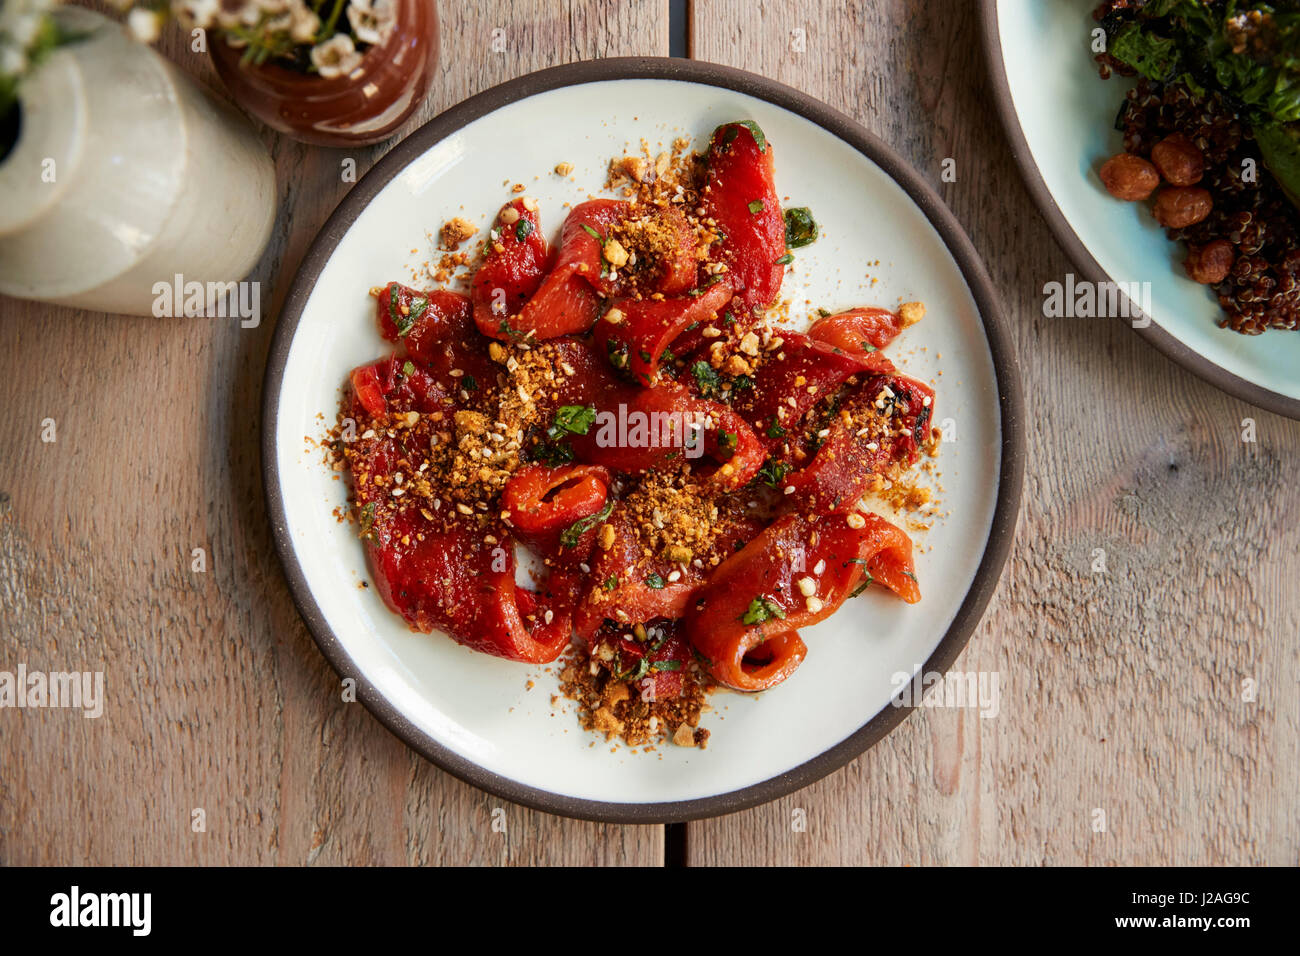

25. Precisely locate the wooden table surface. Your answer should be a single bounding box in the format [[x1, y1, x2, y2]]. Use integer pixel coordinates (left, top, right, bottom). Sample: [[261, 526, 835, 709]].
[[2, 0, 1296, 866]]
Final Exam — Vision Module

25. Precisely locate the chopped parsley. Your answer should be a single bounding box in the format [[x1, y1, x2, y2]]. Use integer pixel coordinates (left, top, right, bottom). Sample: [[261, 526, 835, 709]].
[[775, 253, 794, 266], [603, 574, 619, 591], [402, 360, 415, 377], [718, 429, 738, 459], [462, 373, 478, 391], [515, 218, 534, 241], [646, 572, 666, 589], [748, 199, 765, 214], [714, 119, 768, 154], [560, 499, 615, 548], [767, 418, 787, 439], [783, 207, 818, 248], [691, 360, 724, 400], [387, 283, 428, 336], [741, 595, 786, 626], [756, 458, 792, 488], [548, 404, 596, 438]]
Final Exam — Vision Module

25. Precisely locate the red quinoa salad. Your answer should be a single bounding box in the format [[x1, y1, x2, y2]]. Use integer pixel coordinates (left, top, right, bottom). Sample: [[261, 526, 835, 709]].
[[1092, 0, 1300, 333]]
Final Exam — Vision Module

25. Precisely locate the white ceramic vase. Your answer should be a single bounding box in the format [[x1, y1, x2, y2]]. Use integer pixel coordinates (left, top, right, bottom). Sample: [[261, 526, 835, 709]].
[[0, 7, 277, 316]]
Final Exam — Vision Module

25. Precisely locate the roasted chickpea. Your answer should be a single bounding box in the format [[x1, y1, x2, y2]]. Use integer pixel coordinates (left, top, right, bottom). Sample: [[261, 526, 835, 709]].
[[1099, 152, 1160, 201], [1151, 133, 1205, 186], [1153, 186, 1212, 228], [1184, 239, 1235, 285]]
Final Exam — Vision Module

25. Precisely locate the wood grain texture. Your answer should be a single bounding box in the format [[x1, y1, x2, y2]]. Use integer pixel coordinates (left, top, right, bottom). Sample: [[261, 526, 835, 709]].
[[0, 0, 669, 866], [687, 0, 1300, 865]]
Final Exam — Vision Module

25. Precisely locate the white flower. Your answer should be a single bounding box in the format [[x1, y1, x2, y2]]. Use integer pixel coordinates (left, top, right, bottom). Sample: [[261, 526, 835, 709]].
[[171, 0, 220, 30], [126, 7, 163, 43], [310, 32, 361, 79], [346, 0, 395, 46], [213, 0, 256, 30], [288, 3, 319, 45], [0, 0, 54, 49]]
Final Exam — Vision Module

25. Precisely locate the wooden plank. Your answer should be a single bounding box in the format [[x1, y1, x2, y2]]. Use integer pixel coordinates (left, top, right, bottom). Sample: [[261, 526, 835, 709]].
[[0, 0, 669, 865], [687, 0, 1300, 865]]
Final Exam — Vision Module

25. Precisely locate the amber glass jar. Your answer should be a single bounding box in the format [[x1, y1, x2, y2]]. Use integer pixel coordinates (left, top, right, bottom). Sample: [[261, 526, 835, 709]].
[[210, 0, 439, 148]]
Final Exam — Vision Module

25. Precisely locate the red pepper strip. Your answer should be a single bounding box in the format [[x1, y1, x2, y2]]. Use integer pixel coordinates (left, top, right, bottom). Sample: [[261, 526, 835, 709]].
[[375, 284, 475, 363], [785, 373, 935, 514], [554, 199, 627, 295], [363, 507, 570, 663], [567, 381, 764, 489], [733, 331, 890, 452], [808, 306, 912, 354], [592, 280, 733, 386], [573, 509, 706, 641], [516, 268, 599, 339], [685, 512, 918, 691], [500, 463, 612, 563], [347, 354, 448, 421], [471, 198, 549, 340], [701, 121, 786, 310]]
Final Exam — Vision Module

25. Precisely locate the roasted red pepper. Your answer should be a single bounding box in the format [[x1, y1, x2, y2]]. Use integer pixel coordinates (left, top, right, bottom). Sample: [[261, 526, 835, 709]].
[[701, 122, 786, 311]]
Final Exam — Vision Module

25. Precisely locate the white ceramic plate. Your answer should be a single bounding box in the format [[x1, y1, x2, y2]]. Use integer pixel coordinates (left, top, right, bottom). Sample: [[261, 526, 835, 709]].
[[984, 0, 1300, 418], [263, 59, 1023, 821]]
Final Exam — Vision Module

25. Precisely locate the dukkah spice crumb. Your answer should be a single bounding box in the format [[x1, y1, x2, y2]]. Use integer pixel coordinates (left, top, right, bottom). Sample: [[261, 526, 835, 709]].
[[439, 217, 477, 249], [558, 645, 712, 749]]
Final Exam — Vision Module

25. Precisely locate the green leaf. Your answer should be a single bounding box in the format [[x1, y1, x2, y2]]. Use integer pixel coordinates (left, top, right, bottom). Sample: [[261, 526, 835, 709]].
[[560, 499, 614, 549], [646, 573, 666, 589], [775, 253, 794, 266], [402, 360, 415, 377], [740, 595, 786, 626], [1109, 21, 1180, 82], [712, 120, 768, 154], [756, 458, 791, 488], [548, 404, 597, 438], [783, 207, 818, 248], [691, 360, 724, 400], [748, 199, 765, 214], [515, 218, 534, 241]]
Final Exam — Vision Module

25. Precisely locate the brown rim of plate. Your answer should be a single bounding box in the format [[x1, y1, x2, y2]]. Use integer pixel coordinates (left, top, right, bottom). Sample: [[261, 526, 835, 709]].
[[261, 56, 1026, 824], [979, 0, 1300, 420]]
